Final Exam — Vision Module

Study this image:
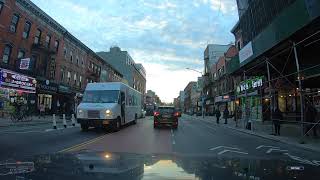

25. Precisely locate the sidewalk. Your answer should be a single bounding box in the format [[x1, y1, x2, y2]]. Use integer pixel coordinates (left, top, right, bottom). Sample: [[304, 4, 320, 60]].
[[193, 115, 320, 153], [0, 115, 68, 128]]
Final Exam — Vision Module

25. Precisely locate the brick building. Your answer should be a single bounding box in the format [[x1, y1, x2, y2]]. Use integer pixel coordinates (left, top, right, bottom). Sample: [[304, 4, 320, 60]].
[[0, 0, 122, 116]]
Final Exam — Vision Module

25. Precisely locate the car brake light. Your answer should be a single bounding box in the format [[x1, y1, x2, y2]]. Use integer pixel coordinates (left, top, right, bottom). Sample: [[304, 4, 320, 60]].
[[154, 111, 160, 116]]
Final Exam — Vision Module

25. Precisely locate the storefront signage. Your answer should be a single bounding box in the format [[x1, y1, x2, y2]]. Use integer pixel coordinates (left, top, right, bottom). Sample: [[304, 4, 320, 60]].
[[58, 85, 70, 93], [37, 79, 58, 93], [215, 95, 232, 103], [237, 77, 263, 93], [239, 41, 253, 63], [0, 69, 36, 92], [19, 58, 30, 70]]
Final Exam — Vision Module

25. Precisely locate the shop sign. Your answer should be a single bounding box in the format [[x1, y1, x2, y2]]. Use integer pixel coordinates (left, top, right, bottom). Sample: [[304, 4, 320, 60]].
[[37, 79, 58, 92], [0, 69, 36, 92], [239, 41, 253, 63], [215, 95, 231, 103], [58, 85, 70, 93], [237, 77, 263, 93], [19, 58, 30, 70]]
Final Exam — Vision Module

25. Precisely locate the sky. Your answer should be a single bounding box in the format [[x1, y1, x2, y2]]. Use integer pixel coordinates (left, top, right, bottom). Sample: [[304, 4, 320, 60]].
[[31, 0, 239, 103]]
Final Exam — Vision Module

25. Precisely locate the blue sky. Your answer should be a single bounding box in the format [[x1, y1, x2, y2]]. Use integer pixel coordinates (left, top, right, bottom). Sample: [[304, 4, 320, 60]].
[[31, 0, 239, 102]]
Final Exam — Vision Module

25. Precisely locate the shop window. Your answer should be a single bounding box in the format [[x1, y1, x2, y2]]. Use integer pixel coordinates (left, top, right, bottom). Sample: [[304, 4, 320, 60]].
[[2, 45, 12, 64], [22, 21, 31, 39], [45, 35, 51, 48], [17, 50, 25, 59], [10, 14, 19, 33], [34, 29, 41, 44], [54, 40, 59, 52]]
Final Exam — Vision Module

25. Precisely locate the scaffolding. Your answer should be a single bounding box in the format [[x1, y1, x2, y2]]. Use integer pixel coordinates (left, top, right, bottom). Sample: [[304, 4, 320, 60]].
[[238, 30, 320, 142]]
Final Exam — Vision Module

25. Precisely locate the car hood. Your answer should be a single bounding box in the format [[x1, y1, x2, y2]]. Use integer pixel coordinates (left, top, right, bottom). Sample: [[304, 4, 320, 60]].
[[0, 151, 318, 180], [77, 103, 117, 110]]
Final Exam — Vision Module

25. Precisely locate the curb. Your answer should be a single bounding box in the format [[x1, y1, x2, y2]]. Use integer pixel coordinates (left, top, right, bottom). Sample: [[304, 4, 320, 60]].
[[0, 121, 52, 128], [223, 125, 320, 153], [188, 115, 320, 153]]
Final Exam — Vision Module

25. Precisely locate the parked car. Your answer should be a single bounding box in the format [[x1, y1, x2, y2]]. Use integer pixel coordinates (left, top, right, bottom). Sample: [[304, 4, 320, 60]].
[[153, 106, 179, 129]]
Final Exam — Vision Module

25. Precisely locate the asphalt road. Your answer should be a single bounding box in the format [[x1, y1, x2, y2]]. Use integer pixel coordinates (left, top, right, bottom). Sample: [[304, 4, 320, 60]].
[[0, 115, 319, 166]]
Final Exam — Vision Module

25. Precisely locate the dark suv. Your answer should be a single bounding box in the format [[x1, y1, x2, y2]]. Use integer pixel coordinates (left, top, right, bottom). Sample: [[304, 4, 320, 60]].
[[153, 106, 179, 129]]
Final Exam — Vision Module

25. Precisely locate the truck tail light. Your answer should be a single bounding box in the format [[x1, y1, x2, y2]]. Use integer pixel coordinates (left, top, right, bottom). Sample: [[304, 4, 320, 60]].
[[174, 112, 179, 117]]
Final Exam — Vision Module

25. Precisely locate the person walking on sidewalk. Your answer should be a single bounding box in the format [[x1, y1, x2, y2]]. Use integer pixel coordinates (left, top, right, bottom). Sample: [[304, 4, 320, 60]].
[[273, 108, 283, 136], [305, 103, 318, 137], [39, 103, 45, 119], [215, 108, 221, 124], [223, 107, 229, 124]]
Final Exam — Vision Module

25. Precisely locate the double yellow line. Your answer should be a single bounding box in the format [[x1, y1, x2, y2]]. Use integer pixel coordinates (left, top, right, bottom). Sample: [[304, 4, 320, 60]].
[[58, 134, 107, 153]]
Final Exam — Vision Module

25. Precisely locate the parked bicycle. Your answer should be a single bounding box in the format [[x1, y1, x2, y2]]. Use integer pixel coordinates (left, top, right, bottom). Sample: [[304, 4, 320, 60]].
[[10, 103, 32, 123]]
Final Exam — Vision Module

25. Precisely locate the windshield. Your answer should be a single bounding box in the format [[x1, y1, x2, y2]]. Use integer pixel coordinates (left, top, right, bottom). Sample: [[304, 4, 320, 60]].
[[1, 0, 320, 179], [82, 90, 119, 103]]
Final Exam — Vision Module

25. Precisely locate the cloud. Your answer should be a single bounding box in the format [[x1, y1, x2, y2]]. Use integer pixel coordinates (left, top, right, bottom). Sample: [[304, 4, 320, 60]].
[[31, 0, 238, 102]]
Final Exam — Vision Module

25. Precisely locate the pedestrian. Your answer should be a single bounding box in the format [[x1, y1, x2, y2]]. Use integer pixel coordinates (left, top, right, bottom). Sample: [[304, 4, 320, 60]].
[[223, 107, 229, 124], [216, 107, 221, 124], [305, 103, 318, 137], [39, 103, 45, 119], [273, 108, 283, 136]]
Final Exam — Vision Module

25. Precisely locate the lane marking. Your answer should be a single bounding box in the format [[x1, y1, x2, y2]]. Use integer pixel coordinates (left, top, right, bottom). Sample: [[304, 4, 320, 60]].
[[218, 149, 248, 155], [284, 153, 318, 166], [210, 146, 240, 151], [256, 145, 280, 149], [266, 148, 288, 154], [58, 134, 108, 153]]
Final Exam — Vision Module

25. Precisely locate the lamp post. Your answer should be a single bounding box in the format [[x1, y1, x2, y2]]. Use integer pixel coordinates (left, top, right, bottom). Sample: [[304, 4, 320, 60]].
[[186, 68, 205, 118]]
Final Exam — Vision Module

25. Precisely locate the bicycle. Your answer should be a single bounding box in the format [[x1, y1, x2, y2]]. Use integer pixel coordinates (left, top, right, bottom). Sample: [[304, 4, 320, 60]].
[[10, 105, 32, 123]]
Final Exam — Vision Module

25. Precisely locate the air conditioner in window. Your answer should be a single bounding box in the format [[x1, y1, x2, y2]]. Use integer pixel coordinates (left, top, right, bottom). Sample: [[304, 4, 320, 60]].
[[9, 25, 16, 32]]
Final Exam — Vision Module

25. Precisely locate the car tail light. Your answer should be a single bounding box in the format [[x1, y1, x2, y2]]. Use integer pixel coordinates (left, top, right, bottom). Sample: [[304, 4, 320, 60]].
[[174, 112, 179, 117], [154, 111, 160, 116]]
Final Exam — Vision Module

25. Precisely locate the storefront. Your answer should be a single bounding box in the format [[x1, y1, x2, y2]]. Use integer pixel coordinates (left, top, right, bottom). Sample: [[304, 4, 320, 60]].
[[236, 76, 264, 121], [57, 85, 75, 115], [36, 79, 58, 114], [215, 95, 235, 114], [0, 68, 37, 117]]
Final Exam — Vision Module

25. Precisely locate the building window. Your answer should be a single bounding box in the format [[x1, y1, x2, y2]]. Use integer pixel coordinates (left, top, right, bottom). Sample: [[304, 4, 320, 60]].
[[10, 14, 19, 33], [54, 40, 59, 52], [67, 71, 71, 83], [70, 51, 73, 62], [63, 47, 67, 58], [17, 50, 25, 59], [2, 45, 12, 64], [22, 21, 31, 39], [79, 75, 82, 88], [34, 29, 41, 44], [60, 68, 65, 81], [0, 2, 3, 14], [74, 73, 77, 85], [76, 57, 79, 65], [45, 35, 51, 48], [81, 58, 84, 65]]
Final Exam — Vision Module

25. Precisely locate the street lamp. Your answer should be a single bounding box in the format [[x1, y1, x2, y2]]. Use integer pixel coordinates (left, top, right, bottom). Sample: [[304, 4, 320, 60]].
[[186, 68, 205, 118]]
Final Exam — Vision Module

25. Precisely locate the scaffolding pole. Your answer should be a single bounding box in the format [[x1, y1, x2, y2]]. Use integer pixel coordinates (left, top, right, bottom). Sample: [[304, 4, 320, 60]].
[[266, 60, 274, 134], [293, 42, 304, 138]]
